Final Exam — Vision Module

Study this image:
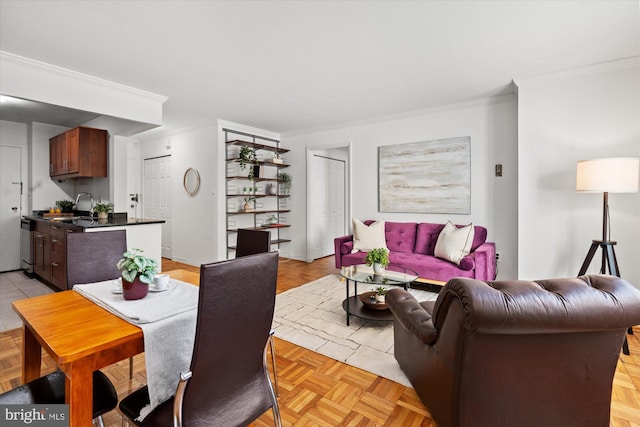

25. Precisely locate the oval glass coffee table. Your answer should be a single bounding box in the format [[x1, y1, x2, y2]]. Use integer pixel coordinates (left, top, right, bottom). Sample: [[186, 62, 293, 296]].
[[339, 264, 418, 325]]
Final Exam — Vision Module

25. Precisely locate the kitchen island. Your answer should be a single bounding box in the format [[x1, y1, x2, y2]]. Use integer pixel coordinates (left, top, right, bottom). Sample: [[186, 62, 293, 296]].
[[25, 215, 164, 291]]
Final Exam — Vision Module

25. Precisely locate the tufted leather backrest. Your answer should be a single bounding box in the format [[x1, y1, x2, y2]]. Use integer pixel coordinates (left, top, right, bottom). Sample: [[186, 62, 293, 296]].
[[66, 230, 127, 288], [387, 274, 640, 427], [432, 275, 640, 334], [182, 251, 279, 426]]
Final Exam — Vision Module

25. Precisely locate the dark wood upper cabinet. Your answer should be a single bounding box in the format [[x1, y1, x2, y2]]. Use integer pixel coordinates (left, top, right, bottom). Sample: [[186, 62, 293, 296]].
[[49, 127, 108, 179]]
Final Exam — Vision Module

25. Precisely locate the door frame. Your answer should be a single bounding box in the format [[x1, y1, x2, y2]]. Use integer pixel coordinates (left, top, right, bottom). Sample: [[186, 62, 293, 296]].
[[305, 142, 352, 262]]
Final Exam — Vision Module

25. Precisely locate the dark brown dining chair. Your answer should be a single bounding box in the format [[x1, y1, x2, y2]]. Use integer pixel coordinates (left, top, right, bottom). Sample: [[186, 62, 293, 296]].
[[66, 229, 127, 288], [234, 228, 279, 395], [235, 228, 271, 258], [118, 252, 282, 427], [66, 229, 135, 379], [0, 370, 117, 427]]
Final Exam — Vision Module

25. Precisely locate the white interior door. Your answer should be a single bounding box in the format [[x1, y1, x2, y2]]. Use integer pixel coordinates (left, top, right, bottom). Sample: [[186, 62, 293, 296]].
[[0, 146, 22, 271], [143, 156, 172, 259], [310, 154, 346, 259]]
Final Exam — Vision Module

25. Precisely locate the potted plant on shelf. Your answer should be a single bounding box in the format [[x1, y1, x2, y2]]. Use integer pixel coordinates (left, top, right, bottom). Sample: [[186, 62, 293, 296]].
[[374, 286, 386, 303], [56, 200, 74, 213], [94, 202, 114, 220], [116, 248, 158, 300], [364, 247, 390, 274], [238, 146, 258, 180], [243, 196, 255, 212], [277, 172, 292, 195]]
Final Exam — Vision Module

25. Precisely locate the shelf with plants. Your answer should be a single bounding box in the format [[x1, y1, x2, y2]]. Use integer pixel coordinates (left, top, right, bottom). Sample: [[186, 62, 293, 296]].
[[224, 129, 292, 259]]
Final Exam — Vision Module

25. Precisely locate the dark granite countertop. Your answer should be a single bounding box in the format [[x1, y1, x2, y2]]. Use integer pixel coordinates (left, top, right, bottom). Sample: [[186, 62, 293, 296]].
[[25, 215, 165, 229]]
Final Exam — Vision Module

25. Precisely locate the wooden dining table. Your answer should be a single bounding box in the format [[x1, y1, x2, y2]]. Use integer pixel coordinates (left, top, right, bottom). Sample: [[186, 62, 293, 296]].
[[11, 269, 199, 427]]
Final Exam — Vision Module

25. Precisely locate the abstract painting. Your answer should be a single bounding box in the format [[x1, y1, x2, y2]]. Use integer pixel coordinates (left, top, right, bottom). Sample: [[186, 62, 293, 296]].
[[378, 137, 470, 214]]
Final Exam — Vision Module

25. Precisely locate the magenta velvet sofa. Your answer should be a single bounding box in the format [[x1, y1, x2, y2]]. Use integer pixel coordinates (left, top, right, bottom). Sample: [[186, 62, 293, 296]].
[[334, 221, 497, 282]]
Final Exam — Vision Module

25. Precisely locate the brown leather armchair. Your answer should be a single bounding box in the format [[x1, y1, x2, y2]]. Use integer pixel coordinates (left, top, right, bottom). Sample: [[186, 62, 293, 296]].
[[386, 275, 640, 427]]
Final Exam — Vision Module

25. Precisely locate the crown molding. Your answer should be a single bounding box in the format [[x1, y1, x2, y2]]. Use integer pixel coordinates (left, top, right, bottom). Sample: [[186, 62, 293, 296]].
[[1, 51, 168, 103], [282, 92, 517, 138], [513, 56, 640, 88]]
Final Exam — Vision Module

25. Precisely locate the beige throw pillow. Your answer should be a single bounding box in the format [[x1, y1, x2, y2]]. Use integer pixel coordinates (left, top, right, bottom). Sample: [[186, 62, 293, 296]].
[[434, 221, 475, 265], [352, 219, 387, 253]]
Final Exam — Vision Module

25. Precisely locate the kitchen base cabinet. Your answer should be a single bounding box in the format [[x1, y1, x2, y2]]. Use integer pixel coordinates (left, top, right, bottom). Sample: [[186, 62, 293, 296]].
[[33, 221, 82, 291]]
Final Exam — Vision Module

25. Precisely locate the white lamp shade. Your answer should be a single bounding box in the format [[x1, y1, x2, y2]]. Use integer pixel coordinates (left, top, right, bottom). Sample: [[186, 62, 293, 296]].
[[576, 157, 639, 193]]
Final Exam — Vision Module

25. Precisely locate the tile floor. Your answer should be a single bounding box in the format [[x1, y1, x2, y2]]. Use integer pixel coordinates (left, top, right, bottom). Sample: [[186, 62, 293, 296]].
[[0, 270, 53, 332]]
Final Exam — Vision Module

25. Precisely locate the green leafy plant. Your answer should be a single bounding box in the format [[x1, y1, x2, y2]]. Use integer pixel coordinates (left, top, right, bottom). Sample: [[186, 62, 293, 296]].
[[238, 146, 258, 180], [374, 286, 386, 296], [243, 196, 255, 203], [364, 248, 390, 268], [277, 172, 292, 194], [56, 200, 74, 211], [116, 248, 158, 284], [94, 202, 114, 213]]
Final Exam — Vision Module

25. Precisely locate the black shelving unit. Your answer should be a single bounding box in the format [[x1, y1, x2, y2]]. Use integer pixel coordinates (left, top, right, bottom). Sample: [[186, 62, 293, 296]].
[[224, 128, 291, 259]]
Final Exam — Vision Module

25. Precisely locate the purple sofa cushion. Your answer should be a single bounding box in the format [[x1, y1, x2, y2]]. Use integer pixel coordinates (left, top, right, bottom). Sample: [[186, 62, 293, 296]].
[[389, 253, 476, 280], [414, 223, 488, 255], [385, 222, 417, 254]]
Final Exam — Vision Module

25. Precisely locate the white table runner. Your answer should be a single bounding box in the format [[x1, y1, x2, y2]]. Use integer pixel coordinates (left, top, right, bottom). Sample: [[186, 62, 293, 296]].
[[74, 278, 199, 420]]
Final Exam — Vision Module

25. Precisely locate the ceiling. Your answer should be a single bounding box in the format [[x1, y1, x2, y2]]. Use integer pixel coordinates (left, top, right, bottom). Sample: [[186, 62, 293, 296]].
[[0, 1, 638, 137]]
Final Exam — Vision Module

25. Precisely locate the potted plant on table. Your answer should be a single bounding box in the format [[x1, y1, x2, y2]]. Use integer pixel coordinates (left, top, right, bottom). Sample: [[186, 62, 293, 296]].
[[374, 286, 387, 304], [364, 247, 390, 274], [94, 202, 114, 220], [116, 248, 158, 300]]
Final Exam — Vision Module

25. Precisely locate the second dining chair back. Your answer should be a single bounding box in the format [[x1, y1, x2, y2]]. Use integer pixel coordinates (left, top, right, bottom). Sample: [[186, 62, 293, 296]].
[[66, 229, 127, 288], [66, 229, 133, 379], [235, 228, 270, 258]]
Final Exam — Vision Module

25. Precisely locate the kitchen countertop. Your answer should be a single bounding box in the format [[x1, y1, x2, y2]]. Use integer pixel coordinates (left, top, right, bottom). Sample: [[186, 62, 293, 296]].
[[25, 215, 165, 229]]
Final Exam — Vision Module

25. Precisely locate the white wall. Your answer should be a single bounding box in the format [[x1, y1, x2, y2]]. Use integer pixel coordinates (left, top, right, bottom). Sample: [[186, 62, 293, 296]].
[[516, 59, 640, 286], [140, 124, 218, 267], [283, 95, 519, 279]]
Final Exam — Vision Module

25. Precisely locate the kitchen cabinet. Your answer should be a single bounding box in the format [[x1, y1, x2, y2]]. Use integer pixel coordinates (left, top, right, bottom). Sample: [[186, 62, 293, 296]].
[[224, 130, 291, 258], [33, 220, 82, 291], [49, 127, 108, 179], [33, 222, 51, 283]]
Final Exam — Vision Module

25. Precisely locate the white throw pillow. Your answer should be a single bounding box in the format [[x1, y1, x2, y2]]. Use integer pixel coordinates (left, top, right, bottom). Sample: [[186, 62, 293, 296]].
[[434, 221, 475, 265], [352, 219, 387, 253]]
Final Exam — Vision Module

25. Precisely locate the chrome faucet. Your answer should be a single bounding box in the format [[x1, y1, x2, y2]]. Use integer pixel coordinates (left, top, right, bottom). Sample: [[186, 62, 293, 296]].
[[74, 192, 94, 214]]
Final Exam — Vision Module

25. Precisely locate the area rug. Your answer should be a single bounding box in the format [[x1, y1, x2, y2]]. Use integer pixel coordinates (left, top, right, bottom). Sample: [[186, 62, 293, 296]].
[[272, 274, 438, 387]]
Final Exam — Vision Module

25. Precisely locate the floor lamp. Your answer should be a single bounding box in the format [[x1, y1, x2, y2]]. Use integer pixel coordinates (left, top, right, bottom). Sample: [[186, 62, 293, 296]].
[[576, 157, 639, 355]]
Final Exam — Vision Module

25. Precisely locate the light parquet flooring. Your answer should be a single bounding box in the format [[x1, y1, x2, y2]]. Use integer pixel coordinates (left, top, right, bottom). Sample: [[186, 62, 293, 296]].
[[1, 256, 639, 426]]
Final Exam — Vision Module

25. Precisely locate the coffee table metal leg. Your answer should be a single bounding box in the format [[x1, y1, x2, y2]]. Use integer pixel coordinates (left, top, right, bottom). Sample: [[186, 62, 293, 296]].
[[346, 278, 350, 326]]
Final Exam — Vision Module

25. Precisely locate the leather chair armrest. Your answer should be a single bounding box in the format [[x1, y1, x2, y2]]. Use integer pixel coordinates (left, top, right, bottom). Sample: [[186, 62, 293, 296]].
[[386, 288, 437, 345]]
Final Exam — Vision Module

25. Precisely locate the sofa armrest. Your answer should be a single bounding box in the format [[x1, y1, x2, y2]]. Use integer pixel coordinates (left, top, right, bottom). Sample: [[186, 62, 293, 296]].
[[470, 242, 496, 280], [386, 289, 437, 345], [334, 234, 354, 268]]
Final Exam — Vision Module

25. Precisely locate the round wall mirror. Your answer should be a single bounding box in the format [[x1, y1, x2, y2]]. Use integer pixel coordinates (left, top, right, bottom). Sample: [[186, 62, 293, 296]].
[[183, 168, 200, 196]]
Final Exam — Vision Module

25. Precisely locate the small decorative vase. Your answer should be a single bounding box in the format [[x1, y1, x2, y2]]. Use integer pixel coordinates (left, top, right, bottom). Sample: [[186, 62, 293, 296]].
[[373, 263, 384, 274], [122, 277, 149, 300], [376, 294, 385, 304], [244, 202, 251, 211], [97, 212, 108, 220]]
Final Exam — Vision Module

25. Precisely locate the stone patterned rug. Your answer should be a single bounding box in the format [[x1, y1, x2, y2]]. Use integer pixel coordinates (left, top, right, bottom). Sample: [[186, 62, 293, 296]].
[[273, 274, 438, 387]]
